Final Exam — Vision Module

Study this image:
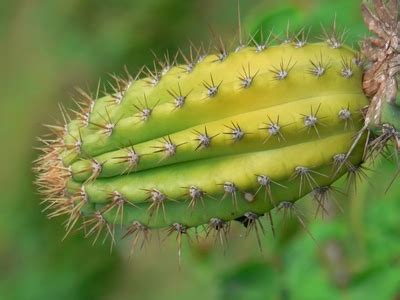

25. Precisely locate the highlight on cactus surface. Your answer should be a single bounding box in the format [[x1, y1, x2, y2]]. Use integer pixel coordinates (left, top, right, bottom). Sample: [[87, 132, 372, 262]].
[[33, 0, 400, 259]]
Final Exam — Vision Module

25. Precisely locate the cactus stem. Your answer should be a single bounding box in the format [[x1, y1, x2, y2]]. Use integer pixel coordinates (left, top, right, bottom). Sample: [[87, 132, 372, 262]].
[[34, 15, 374, 250]]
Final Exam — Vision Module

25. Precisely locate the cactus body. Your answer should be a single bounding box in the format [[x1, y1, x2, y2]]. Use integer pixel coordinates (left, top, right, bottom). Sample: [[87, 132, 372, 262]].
[[36, 40, 369, 249]]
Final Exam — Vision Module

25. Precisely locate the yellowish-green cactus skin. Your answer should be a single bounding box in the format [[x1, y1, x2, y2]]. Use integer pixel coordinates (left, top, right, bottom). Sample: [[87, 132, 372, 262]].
[[35, 40, 369, 249]]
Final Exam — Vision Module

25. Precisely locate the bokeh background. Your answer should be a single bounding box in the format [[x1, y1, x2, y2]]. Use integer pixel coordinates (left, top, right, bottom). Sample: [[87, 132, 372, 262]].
[[0, 0, 399, 299]]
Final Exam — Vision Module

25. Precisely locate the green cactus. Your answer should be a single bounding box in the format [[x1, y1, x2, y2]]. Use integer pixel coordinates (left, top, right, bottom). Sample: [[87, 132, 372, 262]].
[[34, 0, 399, 256]]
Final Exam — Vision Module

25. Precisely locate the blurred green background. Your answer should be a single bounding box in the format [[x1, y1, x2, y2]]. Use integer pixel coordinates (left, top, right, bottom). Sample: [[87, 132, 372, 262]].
[[0, 0, 399, 299]]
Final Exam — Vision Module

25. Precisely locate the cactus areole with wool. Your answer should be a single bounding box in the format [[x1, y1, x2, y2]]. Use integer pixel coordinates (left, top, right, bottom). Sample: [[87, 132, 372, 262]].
[[34, 1, 400, 254]]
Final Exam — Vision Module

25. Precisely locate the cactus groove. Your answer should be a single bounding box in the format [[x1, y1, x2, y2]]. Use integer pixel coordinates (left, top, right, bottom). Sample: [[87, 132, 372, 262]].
[[34, 0, 400, 257]]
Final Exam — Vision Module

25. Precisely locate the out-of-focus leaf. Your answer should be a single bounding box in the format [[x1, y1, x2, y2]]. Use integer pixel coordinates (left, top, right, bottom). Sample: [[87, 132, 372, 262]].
[[219, 261, 282, 300]]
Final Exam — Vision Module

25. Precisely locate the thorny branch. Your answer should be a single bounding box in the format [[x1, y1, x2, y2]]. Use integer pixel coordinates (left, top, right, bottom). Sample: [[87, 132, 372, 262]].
[[362, 0, 400, 126]]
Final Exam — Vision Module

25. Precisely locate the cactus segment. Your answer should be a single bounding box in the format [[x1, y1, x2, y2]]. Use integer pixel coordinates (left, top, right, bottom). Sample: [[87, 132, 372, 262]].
[[35, 33, 373, 252]]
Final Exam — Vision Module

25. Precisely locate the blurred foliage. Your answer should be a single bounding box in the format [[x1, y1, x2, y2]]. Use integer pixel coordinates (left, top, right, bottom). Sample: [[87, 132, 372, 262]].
[[0, 0, 399, 299]]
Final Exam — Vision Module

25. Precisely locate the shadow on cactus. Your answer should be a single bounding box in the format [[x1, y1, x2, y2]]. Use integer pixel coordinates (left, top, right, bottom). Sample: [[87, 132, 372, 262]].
[[33, 0, 400, 261]]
